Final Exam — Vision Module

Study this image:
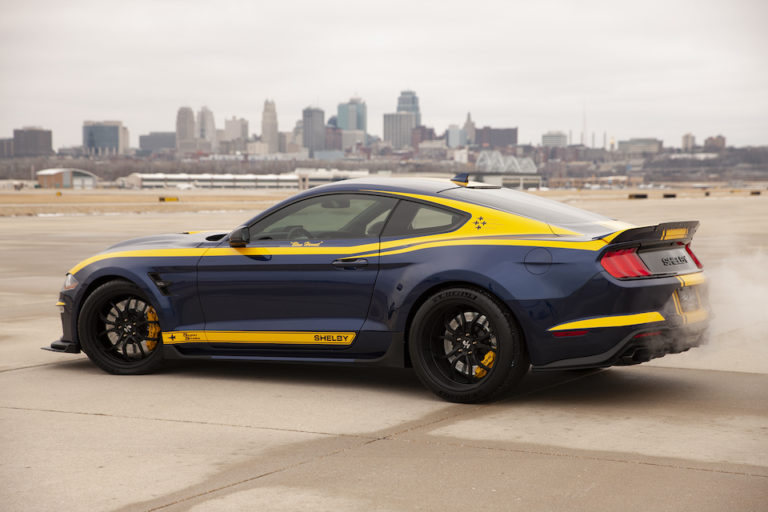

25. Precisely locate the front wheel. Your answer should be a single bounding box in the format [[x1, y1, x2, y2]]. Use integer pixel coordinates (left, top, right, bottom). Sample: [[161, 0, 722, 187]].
[[408, 287, 529, 403], [77, 280, 164, 374]]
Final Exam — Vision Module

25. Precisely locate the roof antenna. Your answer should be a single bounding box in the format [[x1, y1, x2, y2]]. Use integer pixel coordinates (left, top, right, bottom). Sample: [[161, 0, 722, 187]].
[[451, 173, 469, 186]]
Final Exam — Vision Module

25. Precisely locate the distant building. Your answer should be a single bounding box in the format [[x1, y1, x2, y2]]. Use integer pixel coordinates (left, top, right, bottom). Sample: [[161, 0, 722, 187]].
[[325, 124, 343, 151], [37, 168, 97, 189], [704, 135, 726, 152], [247, 141, 270, 155], [224, 117, 249, 142], [124, 169, 369, 190], [383, 112, 417, 149], [0, 138, 14, 158], [292, 120, 303, 148], [13, 127, 53, 157], [397, 90, 421, 126], [617, 138, 663, 155], [341, 130, 365, 150], [447, 125, 467, 148], [475, 126, 518, 149], [197, 106, 217, 152], [175, 107, 197, 154], [83, 121, 129, 156], [279, 131, 303, 153], [302, 107, 325, 157], [542, 131, 568, 148], [337, 97, 367, 136], [139, 132, 176, 153], [682, 133, 695, 152], [411, 125, 436, 152], [463, 113, 476, 144], [261, 100, 279, 153], [415, 139, 447, 160]]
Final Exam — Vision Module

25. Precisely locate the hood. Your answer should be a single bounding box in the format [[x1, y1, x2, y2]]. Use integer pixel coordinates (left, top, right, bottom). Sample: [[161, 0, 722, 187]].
[[105, 231, 227, 251]]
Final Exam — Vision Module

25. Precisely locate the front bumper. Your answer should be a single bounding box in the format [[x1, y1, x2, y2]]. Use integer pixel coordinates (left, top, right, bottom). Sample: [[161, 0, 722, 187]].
[[42, 338, 81, 353]]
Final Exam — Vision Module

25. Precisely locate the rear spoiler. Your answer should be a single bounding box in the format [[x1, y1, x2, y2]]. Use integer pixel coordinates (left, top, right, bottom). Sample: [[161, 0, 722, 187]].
[[605, 221, 699, 246]]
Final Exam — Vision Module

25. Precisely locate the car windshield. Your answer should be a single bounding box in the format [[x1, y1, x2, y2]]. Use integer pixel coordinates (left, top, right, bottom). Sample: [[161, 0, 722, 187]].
[[441, 187, 615, 237]]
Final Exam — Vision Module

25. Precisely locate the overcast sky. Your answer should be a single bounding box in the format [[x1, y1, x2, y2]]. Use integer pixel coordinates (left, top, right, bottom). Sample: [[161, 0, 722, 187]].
[[1, 0, 766, 149]]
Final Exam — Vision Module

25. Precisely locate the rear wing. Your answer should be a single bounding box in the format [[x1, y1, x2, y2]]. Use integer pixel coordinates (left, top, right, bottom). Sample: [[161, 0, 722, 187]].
[[605, 221, 699, 246]]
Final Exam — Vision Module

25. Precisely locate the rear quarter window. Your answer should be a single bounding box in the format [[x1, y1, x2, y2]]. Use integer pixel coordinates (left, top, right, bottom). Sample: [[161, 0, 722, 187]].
[[382, 200, 468, 237]]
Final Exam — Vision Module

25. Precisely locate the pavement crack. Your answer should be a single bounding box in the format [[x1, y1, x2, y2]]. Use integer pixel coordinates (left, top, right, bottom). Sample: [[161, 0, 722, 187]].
[[0, 360, 82, 373], [0, 405, 375, 440]]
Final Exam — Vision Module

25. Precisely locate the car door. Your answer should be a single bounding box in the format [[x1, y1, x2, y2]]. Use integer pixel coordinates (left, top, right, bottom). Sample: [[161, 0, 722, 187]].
[[195, 193, 397, 348]]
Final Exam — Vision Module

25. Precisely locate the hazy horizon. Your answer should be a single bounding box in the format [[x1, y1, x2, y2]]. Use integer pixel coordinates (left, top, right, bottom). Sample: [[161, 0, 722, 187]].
[[1, 0, 766, 149]]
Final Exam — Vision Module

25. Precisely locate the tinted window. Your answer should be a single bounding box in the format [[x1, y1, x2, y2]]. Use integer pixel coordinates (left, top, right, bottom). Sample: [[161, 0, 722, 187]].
[[249, 194, 397, 241], [382, 200, 468, 237]]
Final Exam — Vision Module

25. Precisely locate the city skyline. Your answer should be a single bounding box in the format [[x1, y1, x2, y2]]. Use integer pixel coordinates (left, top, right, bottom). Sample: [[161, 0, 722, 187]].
[[1, 0, 766, 149]]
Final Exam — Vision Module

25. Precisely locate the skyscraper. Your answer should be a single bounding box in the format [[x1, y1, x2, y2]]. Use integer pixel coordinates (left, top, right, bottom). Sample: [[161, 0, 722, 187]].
[[197, 106, 217, 152], [337, 97, 367, 134], [474, 127, 518, 149], [447, 125, 467, 148], [224, 117, 249, 142], [383, 112, 417, 149], [397, 90, 421, 126], [462, 113, 476, 145], [261, 100, 279, 154], [682, 133, 695, 152], [302, 107, 325, 157], [13, 127, 52, 157], [542, 131, 568, 148], [176, 107, 196, 153], [82, 121, 129, 156]]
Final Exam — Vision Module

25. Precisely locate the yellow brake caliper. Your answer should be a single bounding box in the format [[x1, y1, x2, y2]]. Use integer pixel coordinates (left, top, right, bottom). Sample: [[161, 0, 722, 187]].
[[474, 351, 496, 378], [146, 306, 160, 351]]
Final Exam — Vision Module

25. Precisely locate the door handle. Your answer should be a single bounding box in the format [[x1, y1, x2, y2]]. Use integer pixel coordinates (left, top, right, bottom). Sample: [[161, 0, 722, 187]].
[[332, 258, 368, 269]]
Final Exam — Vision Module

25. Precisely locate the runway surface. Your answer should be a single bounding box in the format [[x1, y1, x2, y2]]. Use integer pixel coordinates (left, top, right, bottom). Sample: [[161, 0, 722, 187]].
[[1, 194, 766, 511]]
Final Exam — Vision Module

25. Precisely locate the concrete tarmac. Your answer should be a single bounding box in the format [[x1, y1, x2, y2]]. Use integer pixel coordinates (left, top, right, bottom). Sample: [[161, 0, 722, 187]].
[[1, 195, 767, 511]]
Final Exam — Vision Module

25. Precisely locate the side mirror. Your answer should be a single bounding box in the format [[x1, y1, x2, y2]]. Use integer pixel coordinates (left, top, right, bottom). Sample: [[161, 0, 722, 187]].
[[229, 227, 250, 248]]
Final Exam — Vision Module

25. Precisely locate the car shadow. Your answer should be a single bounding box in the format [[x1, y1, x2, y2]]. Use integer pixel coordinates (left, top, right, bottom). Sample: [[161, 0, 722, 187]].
[[48, 358, 707, 406]]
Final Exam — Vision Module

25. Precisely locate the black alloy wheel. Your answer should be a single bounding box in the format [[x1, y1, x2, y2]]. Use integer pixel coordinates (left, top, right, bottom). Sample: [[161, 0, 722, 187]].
[[78, 280, 164, 374], [409, 287, 529, 403]]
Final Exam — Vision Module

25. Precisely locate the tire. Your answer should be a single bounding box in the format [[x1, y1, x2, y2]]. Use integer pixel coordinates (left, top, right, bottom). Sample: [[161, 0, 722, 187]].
[[408, 287, 529, 403], [77, 280, 164, 375]]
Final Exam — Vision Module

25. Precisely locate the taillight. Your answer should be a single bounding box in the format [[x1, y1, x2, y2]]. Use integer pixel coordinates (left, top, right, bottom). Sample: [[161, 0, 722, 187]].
[[685, 243, 703, 269], [601, 247, 651, 278]]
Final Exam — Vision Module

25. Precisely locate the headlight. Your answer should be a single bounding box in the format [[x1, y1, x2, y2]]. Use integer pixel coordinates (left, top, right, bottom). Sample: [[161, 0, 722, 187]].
[[62, 273, 79, 291]]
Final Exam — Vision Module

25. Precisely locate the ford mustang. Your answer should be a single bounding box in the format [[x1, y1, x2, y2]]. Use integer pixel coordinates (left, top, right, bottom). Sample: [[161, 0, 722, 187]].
[[46, 176, 709, 402]]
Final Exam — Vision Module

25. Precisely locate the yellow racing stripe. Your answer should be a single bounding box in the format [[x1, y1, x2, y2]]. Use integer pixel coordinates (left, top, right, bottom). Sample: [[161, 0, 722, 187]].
[[677, 272, 706, 287], [548, 312, 665, 331], [68, 235, 608, 275]]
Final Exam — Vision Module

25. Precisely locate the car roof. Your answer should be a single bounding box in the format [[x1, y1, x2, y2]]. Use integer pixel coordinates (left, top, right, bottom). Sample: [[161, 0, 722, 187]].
[[308, 177, 461, 196]]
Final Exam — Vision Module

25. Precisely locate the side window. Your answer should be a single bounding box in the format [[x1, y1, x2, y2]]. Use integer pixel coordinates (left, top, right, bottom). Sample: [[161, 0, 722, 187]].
[[382, 200, 468, 238], [249, 194, 397, 241]]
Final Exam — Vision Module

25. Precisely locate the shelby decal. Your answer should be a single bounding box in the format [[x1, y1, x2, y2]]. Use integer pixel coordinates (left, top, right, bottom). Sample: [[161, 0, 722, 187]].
[[314, 334, 350, 343], [163, 331, 355, 345], [662, 255, 688, 266]]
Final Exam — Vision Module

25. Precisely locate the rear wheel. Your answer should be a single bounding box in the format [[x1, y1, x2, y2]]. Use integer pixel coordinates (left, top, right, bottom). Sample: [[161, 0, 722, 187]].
[[409, 287, 529, 403], [77, 281, 163, 374]]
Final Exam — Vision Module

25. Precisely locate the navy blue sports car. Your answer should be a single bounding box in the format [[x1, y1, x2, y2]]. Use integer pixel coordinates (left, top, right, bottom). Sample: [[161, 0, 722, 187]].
[[47, 177, 709, 402]]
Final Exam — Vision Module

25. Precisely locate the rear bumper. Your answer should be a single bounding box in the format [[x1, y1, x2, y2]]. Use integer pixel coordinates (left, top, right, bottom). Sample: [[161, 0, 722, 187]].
[[533, 323, 707, 370], [533, 272, 710, 371]]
